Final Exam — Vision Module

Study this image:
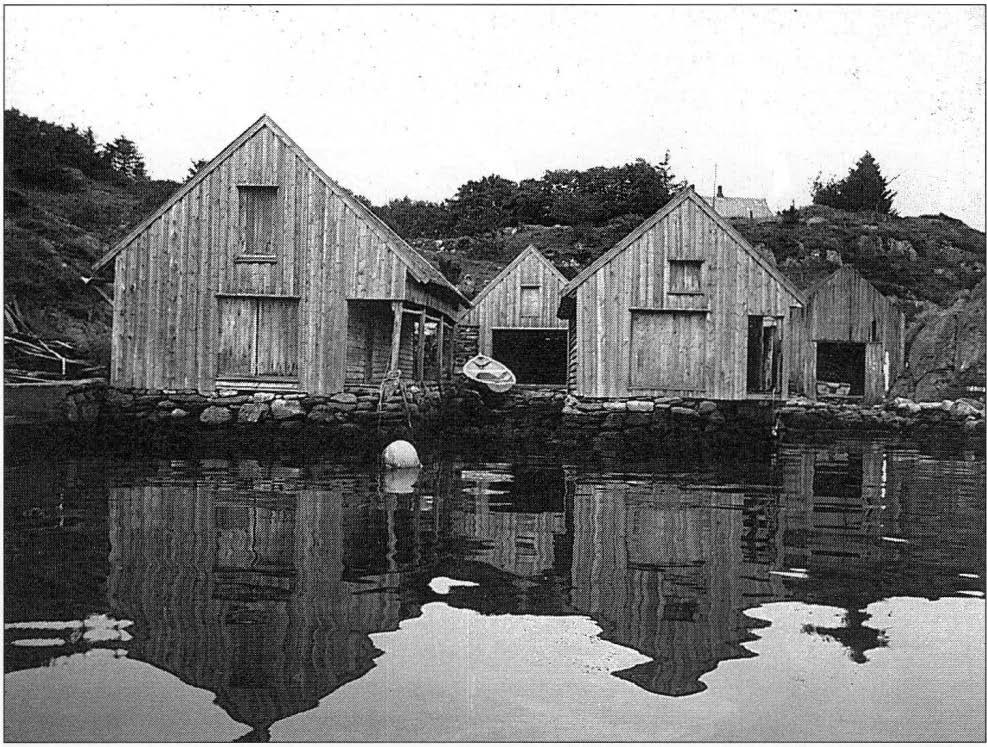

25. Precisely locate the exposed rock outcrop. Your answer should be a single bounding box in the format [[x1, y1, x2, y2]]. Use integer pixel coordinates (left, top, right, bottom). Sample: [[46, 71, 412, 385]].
[[891, 279, 986, 401]]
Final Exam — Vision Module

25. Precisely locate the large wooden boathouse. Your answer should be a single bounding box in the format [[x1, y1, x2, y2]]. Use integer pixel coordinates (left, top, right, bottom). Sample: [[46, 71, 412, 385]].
[[558, 187, 805, 400], [93, 115, 467, 395], [788, 265, 905, 404], [458, 245, 569, 384]]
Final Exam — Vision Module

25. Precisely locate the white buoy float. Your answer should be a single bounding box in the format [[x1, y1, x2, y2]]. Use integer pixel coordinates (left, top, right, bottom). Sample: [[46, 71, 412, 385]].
[[382, 439, 421, 469], [382, 467, 421, 495]]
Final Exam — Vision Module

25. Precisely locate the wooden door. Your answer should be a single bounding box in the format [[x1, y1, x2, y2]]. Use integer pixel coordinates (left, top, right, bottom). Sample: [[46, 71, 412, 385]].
[[630, 310, 707, 391], [218, 297, 298, 380], [217, 297, 256, 377]]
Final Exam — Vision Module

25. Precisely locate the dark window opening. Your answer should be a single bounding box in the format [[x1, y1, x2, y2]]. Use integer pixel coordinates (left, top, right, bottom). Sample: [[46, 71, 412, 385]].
[[870, 319, 878, 342], [746, 316, 782, 394], [816, 341, 866, 397], [491, 329, 567, 384]]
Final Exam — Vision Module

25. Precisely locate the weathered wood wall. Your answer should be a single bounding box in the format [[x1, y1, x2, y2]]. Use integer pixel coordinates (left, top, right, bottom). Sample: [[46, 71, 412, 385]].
[[565, 192, 802, 399], [109, 118, 459, 394], [788, 267, 905, 403], [460, 246, 567, 355]]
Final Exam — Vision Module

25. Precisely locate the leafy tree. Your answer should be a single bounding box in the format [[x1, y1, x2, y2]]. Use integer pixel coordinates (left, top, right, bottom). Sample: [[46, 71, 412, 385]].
[[374, 197, 453, 239], [186, 158, 209, 181], [447, 175, 520, 235], [780, 201, 799, 225], [812, 152, 896, 214]]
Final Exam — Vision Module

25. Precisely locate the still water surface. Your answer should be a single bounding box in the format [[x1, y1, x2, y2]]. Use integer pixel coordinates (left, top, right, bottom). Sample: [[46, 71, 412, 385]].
[[4, 439, 985, 741]]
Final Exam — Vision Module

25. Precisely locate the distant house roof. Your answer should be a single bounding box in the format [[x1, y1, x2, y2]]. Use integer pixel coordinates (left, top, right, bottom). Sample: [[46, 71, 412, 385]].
[[700, 192, 774, 220]]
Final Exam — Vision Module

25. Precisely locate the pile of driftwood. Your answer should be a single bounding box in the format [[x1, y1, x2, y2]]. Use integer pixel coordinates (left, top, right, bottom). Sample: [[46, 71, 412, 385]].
[[4, 302, 105, 382]]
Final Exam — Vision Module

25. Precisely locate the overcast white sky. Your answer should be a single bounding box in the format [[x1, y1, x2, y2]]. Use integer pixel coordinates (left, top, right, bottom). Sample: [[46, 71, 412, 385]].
[[5, 5, 985, 228]]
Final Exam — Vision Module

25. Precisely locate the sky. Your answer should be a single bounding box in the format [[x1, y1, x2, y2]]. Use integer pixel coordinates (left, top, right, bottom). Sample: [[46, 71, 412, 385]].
[[5, 5, 985, 228]]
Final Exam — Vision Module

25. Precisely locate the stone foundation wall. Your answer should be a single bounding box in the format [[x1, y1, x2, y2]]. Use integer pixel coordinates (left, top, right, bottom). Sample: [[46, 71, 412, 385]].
[[6, 376, 984, 458], [98, 382, 445, 445], [776, 395, 986, 436]]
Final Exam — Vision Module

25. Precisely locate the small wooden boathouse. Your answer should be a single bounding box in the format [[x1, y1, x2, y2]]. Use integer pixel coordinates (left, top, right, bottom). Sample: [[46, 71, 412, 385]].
[[558, 187, 805, 400], [458, 245, 569, 384], [788, 265, 905, 404], [92, 115, 467, 394]]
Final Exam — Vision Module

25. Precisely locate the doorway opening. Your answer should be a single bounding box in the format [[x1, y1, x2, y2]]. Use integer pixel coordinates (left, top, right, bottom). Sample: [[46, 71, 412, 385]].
[[746, 316, 782, 394], [815, 342, 866, 397], [491, 329, 567, 384]]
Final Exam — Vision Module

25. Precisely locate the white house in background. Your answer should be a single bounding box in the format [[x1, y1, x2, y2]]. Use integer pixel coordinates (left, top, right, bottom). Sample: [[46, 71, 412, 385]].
[[701, 186, 774, 220]]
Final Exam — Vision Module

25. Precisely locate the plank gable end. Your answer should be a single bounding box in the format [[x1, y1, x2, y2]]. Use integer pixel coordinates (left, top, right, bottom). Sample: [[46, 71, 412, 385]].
[[94, 115, 465, 394], [460, 246, 569, 356], [559, 187, 805, 400]]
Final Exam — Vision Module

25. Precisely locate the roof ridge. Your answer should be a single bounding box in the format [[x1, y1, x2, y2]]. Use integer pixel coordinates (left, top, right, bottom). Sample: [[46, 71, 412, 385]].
[[92, 115, 466, 306]]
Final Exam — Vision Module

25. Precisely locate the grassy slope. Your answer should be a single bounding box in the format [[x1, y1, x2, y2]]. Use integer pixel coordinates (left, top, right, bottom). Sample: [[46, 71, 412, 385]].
[[4, 173, 177, 364]]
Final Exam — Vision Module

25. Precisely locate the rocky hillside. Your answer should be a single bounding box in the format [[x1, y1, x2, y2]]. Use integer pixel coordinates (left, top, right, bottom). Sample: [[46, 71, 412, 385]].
[[890, 279, 986, 401]]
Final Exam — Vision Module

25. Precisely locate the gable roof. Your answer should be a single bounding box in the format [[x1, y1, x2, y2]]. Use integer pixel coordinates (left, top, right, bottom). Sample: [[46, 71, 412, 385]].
[[465, 245, 566, 311], [803, 264, 896, 307], [92, 114, 467, 307], [561, 187, 804, 305], [700, 194, 773, 220]]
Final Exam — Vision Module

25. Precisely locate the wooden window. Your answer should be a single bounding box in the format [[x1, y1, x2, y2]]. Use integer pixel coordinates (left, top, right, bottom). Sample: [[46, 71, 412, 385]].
[[520, 285, 542, 319], [629, 310, 707, 390], [238, 186, 278, 259], [668, 260, 703, 295], [217, 297, 298, 380]]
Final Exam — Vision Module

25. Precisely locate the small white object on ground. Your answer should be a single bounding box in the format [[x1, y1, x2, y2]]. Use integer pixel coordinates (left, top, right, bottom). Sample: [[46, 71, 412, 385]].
[[428, 577, 480, 595], [382, 440, 421, 469]]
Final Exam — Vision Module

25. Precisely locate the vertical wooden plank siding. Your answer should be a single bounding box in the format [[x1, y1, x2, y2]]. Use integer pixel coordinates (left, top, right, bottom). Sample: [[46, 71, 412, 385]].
[[110, 120, 460, 393], [787, 266, 906, 401], [460, 247, 568, 356], [571, 193, 801, 399]]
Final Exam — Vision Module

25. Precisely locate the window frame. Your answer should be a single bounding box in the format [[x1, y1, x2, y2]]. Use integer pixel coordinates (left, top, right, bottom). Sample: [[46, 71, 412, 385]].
[[237, 184, 279, 261], [667, 259, 705, 296]]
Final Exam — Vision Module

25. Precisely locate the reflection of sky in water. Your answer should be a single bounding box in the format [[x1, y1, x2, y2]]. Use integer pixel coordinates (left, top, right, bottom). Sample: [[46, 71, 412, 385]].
[[4, 440, 985, 742]]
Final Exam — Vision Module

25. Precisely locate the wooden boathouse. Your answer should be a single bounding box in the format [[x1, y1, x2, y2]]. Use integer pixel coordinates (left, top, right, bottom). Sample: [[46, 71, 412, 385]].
[[458, 245, 569, 384], [788, 265, 905, 404], [557, 187, 805, 400], [92, 115, 467, 395]]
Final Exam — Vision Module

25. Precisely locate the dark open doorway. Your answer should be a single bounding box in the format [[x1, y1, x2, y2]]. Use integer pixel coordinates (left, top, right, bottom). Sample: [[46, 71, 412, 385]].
[[746, 316, 782, 394], [816, 342, 866, 396], [491, 329, 567, 384]]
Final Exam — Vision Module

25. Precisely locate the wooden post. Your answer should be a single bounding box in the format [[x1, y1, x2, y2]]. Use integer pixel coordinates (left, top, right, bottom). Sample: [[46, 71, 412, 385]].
[[436, 317, 445, 381], [416, 307, 426, 380], [389, 301, 403, 373]]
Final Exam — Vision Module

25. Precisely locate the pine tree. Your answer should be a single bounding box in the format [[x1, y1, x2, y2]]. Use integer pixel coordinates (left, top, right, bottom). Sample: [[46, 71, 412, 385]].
[[104, 136, 147, 180], [812, 152, 896, 214]]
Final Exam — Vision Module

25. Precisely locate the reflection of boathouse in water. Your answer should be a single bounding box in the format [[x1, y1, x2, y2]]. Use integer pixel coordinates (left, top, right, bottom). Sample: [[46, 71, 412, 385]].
[[451, 466, 567, 578], [562, 441, 986, 695], [105, 463, 407, 741], [79, 445, 984, 735], [567, 474, 787, 696]]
